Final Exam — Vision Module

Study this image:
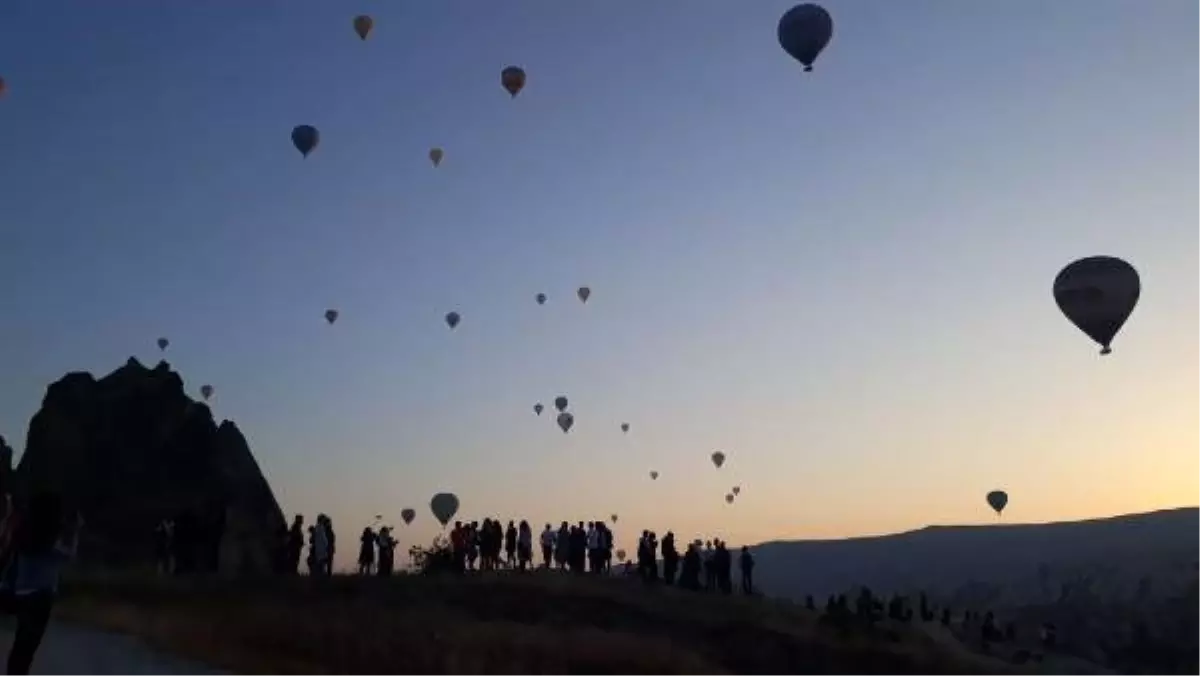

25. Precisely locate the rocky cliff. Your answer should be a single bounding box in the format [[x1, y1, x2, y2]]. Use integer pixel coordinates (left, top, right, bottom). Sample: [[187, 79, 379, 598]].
[[15, 357, 285, 573]]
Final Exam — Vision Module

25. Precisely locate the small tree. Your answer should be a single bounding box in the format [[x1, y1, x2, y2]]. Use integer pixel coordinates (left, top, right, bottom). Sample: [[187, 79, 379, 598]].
[[408, 534, 457, 575]]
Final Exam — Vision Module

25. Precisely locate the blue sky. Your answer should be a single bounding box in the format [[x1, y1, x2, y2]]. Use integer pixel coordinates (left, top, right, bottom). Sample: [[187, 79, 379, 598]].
[[0, 0, 1195, 558]]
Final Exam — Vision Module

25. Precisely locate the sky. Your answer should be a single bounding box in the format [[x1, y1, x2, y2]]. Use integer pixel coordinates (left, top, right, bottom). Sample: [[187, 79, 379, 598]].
[[0, 0, 1196, 562]]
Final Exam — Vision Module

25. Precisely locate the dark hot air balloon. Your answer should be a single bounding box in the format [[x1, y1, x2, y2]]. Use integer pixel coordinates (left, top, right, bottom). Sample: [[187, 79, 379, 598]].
[[556, 412, 574, 433], [445, 311, 461, 330], [1053, 256, 1140, 355], [291, 125, 319, 158], [353, 15, 374, 40], [986, 490, 1008, 516], [554, 396, 569, 412], [157, 337, 169, 351], [324, 309, 339, 325], [430, 492, 459, 527], [577, 286, 591, 303], [400, 508, 416, 525], [534, 403, 544, 416], [536, 293, 547, 305], [778, 4, 834, 72], [501, 66, 526, 97]]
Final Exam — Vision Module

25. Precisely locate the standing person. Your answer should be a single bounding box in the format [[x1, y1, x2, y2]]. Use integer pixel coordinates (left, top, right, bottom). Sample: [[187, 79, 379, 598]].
[[0, 493, 83, 675], [376, 527, 396, 576], [714, 540, 732, 594], [504, 521, 518, 569], [554, 522, 570, 570], [661, 531, 678, 585], [539, 524, 555, 569], [466, 521, 480, 572], [287, 515, 305, 575], [739, 546, 755, 594], [586, 522, 601, 574], [324, 517, 337, 576], [516, 520, 533, 571], [312, 515, 331, 577], [450, 522, 466, 573], [305, 525, 317, 575], [357, 527, 377, 575], [702, 541, 716, 591]]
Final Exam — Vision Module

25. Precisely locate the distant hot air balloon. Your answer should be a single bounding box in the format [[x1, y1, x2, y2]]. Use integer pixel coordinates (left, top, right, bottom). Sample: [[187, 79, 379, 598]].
[[610, 513, 618, 524], [554, 396, 569, 412], [986, 490, 1008, 516], [620, 422, 630, 434], [400, 508, 416, 525], [616, 549, 626, 562], [353, 15, 374, 40], [445, 311, 461, 330], [157, 337, 169, 351], [429, 147, 444, 167], [324, 309, 339, 325], [778, 4, 834, 72], [556, 412, 574, 433], [711, 451, 726, 469], [649, 470, 659, 481], [732, 485, 741, 496], [534, 403, 544, 416], [501, 66, 526, 97], [291, 125, 319, 158], [430, 492, 459, 527], [1053, 256, 1140, 355], [577, 286, 591, 303], [200, 384, 214, 401], [725, 493, 735, 505], [536, 293, 547, 305]]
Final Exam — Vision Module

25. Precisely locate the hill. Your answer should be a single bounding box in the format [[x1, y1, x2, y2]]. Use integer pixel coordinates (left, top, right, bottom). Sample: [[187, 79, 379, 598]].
[[751, 507, 1198, 605], [56, 572, 1017, 674]]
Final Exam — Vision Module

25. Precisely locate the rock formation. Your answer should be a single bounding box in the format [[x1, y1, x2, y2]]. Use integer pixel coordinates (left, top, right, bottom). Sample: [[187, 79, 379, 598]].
[[15, 357, 285, 573]]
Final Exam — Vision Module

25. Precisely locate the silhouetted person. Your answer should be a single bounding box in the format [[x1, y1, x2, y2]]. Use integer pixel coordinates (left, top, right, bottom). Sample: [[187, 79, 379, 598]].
[[714, 541, 732, 594], [505, 521, 517, 568], [702, 541, 716, 591], [600, 523, 614, 573], [570, 523, 587, 573], [312, 515, 332, 576], [661, 532, 678, 585], [679, 543, 701, 590], [306, 525, 317, 575], [587, 522, 602, 573], [554, 522, 570, 570], [540, 524, 555, 569], [467, 521, 481, 571], [450, 521, 466, 573], [737, 545, 754, 594], [2, 493, 82, 675], [324, 516, 336, 575], [153, 518, 173, 575], [376, 527, 396, 576], [287, 515, 305, 574], [517, 520, 532, 570], [358, 527, 376, 575]]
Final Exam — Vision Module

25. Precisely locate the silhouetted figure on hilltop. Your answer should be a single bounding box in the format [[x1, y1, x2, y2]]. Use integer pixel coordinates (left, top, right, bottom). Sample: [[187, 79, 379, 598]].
[[358, 527, 376, 575], [588, 522, 604, 574], [570, 523, 586, 573], [450, 521, 466, 573], [324, 516, 336, 575], [376, 526, 396, 576], [487, 519, 502, 570], [517, 520, 532, 570], [287, 515, 305, 575], [311, 514, 332, 577], [714, 540, 732, 594], [504, 520, 517, 568], [738, 545, 755, 594], [661, 532, 678, 585], [601, 522, 614, 573], [554, 522, 569, 570], [306, 525, 317, 575], [702, 541, 716, 591], [679, 542, 701, 590]]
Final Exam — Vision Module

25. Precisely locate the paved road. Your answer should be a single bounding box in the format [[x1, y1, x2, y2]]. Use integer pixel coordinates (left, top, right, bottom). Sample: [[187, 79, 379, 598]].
[[0, 619, 224, 675]]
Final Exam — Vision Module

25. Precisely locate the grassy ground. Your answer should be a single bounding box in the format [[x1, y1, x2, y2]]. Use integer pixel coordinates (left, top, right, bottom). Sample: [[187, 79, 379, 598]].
[[55, 570, 1021, 674]]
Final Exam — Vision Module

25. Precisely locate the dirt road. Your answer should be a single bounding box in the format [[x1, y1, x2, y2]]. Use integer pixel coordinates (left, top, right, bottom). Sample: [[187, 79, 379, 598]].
[[0, 619, 224, 675]]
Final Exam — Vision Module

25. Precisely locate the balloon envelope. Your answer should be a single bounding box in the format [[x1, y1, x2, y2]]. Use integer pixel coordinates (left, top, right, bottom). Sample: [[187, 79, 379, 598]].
[[501, 66, 526, 97], [429, 147, 444, 167], [649, 470, 659, 480], [536, 293, 547, 305], [291, 125, 319, 157], [554, 396, 569, 412], [620, 422, 630, 433], [445, 311, 461, 329], [353, 15, 373, 40], [556, 412, 574, 433], [430, 492, 459, 527], [324, 309, 339, 325], [725, 493, 735, 504], [200, 385, 214, 400], [711, 451, 726, 469], [400, 508, 416, 525], [778, 4, 834, 72], [986, 490, 1008, 515], [577, 286, 591, 303], [1053, 256, 1140, 355], [157, 337, 169, 351], [610, 513, 618, 523], [732, 485, 741, 496], [534, 403, 544, 416]]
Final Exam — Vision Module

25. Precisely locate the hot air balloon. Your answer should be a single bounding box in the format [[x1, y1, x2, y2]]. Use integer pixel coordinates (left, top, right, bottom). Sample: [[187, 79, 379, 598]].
[[649, 470, 659, 480], [554, 396, 568, 412], [200, 385, 214, 401], [1053, 256, 1140, 355], [445, 311, 461, 330], [534, 403, 544, 416], [430, 492, 459, 527], [157, 337, 169, 351], [536, 293, 547, 305], [778, 4, 834, 72], [616, 549, 626, 562], [732, 485, 741, 496], [353, 15, 373, 40], [556, 412, 574, 433], [400, 508, 416, 525], [725, 493, 735, 504], [986, 490, 1008, 516], [324, 309, 339, 325], [620, 422, 630, 433], [577, 286, 591, 303], [501, 66, 526, 97], [711, 451, 726, 469], [610, 513, 618, 524], [429, 147, 444, 167], [291, 125, 319, 158]]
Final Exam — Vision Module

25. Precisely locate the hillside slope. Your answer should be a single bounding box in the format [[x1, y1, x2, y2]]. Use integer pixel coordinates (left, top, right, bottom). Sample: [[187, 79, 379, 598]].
[[58, 572, 1018, 674], [751, 507, 1198, 604]]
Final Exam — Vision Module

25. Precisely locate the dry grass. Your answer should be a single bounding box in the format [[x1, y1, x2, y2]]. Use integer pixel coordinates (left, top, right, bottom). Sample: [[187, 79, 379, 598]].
[[55, 571, 1019, 674]]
